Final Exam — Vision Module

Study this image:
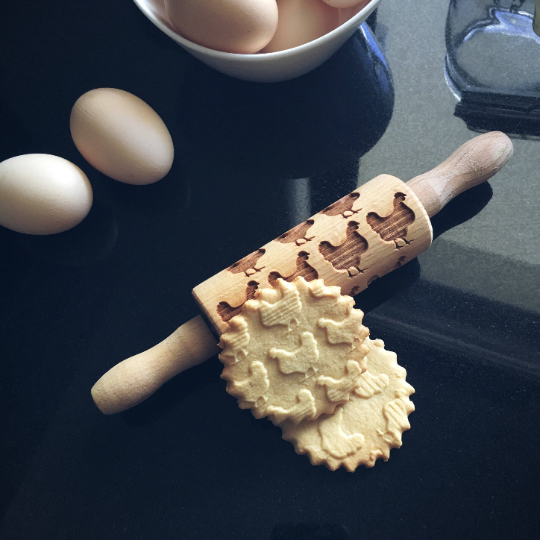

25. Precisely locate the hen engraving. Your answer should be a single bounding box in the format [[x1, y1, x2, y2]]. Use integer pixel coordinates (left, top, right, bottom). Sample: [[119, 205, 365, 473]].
[[217, 281, 259, 322], [354, 371, 389, 398], [318, 408, 365, 459], [321, 192, 360, 218], [219, 317, 250, 365], [267, 389, 317, 425], [276, 220, 315, 246], [227, 249, 265, 276], [258, 280, 302, 327], [319, 222, 369, 277], [228, 361, 269, 403], [269, 332, 319, 375], [268, 251, 318, 287], [318, 311, 366, 344], [317, 360, 364, 403], [382, 389, 415, 445], [366, 193, 415, 248]]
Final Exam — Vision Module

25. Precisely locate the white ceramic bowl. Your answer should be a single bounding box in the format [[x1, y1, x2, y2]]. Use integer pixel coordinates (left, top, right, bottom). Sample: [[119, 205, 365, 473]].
[[133, 0, 382, 83]]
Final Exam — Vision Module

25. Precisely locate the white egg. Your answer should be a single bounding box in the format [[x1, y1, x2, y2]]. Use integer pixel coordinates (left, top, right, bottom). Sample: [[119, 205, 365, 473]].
[[0, 154, 93, 235], [70, 88, 174, 185]]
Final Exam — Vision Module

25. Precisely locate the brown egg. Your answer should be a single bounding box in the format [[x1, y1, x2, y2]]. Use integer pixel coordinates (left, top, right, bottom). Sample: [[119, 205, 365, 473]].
[[70, 89, 174, 185], [323, 0, 371, 10], [336, 0, 373, 25], [261, 0, 341, 53], [165, 0, 279, 54]]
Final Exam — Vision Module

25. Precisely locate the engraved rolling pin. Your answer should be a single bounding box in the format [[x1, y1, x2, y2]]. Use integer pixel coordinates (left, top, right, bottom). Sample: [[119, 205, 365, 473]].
[[92, 131, 513, 414]]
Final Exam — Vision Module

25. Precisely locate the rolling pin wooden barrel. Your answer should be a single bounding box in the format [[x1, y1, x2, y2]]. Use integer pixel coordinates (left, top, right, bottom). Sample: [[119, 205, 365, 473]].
[[92, 131, 513, 415]]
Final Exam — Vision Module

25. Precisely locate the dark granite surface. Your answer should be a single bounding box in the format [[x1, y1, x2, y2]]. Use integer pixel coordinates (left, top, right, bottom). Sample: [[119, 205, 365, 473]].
[[1, 1, 539, 539]]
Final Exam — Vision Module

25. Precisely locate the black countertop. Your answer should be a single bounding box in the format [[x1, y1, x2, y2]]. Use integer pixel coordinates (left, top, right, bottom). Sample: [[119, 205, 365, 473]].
[[1, 1, 539, 539]]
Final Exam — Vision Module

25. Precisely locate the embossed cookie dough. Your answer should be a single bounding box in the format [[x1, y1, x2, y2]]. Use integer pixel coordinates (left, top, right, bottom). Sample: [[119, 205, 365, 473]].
[[219, 277, 370, 425], [280, 338, 415, 471]]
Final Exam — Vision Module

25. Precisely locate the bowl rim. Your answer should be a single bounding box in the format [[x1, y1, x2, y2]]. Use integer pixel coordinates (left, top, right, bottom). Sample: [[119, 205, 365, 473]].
[[133, 0, 382, 60]]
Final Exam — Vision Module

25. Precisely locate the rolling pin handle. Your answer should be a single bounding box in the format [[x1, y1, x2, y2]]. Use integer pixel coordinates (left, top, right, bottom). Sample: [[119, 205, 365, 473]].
[[91, 315, 220, 415], [407, 131, 513, 218]]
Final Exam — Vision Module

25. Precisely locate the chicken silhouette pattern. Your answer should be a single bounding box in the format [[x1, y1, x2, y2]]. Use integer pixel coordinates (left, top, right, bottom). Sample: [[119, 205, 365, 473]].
[[319, 222, 369, 277], [366, 192, 415, 248], [195, 177, 430, 470], [281, 338, 415, 471], [193, 178, 431, 337], [268, 251, 318, 287], [269, 332, 320, 375], [217, 281, 259, 322], [276, 220, 315, 246], [227, 249, 266, 276], [219, 278, 370, 425], [321, 192, 361, 218]]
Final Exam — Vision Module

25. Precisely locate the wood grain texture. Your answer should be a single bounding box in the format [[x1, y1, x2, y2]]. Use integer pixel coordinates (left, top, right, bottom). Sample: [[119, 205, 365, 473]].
[[193, 175, 433, 335], [91, 315, 219, 415], [407, 131, 513, 218]]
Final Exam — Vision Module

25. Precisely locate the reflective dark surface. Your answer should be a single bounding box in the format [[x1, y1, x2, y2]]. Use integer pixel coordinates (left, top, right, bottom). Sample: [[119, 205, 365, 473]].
[[445, 0, 540, 135], [1, 1, 539, 539]]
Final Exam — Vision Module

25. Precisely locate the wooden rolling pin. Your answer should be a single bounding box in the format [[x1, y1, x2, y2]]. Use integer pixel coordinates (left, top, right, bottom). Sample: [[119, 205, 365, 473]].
[[92, 131, 513, 414]]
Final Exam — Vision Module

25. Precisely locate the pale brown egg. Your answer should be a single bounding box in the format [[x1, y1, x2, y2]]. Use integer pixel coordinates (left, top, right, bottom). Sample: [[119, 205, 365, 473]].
[[70, 88, 174, 185], [261, 0, 341, 53], [323, 0, 371, 10], [336, 1, 372, 25], [165, 0, 279, 54]]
